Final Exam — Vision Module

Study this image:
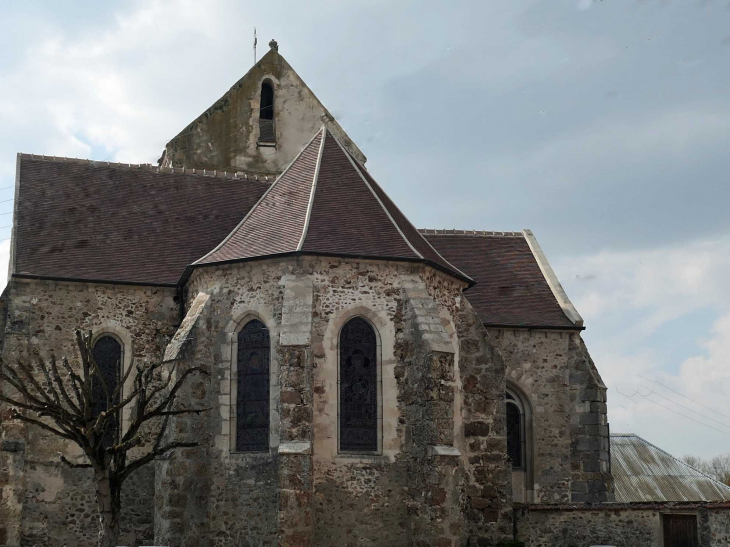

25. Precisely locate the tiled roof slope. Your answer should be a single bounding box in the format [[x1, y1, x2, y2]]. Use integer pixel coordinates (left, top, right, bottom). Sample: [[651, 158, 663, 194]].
[[611, 434, 730, 502], [421, 230, 577, 328], [11, 146, 578, 329], [13, 156, 269, 285], [196, 127, 471, 284]]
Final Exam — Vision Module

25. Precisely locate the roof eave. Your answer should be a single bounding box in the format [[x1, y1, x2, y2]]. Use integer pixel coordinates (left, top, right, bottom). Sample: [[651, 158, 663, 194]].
[[12, 273, 177, 288], [483, 322, 585, 331], [178, 251, 475, 288]]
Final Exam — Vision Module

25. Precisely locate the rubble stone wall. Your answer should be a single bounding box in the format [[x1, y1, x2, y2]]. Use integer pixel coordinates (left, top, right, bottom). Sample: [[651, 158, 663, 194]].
[[515, 502, 730, 547], [490, 328, 611, 503], [177, 256, 512, 547], [0, 277, 178, 547]]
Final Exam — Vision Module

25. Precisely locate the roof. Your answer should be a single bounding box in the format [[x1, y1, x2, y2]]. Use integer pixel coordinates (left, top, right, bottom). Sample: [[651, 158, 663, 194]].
[[11, 144, 580, 328], [194, 127, 471, 284], [12, 155, 269, 285], [610, 433, 730, 502], [422, 230, 580, 329]]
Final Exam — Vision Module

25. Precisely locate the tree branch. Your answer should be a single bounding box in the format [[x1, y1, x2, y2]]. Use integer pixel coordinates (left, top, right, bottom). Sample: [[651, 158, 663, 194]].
[[116, 441, 198, 484], [8, 410, 75, 441], [60, 454, 93, 469], [49, 355, 81, 415]]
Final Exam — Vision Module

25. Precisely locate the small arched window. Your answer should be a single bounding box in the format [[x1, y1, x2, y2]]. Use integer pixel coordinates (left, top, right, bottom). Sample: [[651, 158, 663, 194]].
[[258, 81, 276, 143], [339, 317, 378, 453], [92, 335, 122, 447], [236, 319, 270, 452], [506, 392, 524, 469]]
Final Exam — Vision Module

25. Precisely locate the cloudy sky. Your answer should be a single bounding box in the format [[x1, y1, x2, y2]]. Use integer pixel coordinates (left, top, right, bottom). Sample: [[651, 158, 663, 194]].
[[1, 0, 729, 459]]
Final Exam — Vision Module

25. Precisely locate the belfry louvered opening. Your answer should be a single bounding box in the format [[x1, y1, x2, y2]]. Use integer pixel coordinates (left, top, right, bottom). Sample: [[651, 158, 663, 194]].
[[258, 80, 276, 143]]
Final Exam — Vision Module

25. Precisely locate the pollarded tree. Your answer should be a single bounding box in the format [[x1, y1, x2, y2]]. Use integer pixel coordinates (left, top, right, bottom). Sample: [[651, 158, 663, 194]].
[[0, 330, 208, 547]]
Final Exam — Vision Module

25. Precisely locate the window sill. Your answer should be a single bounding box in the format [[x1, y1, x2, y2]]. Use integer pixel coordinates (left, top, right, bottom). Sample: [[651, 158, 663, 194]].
[[334, 452, 387, 463]]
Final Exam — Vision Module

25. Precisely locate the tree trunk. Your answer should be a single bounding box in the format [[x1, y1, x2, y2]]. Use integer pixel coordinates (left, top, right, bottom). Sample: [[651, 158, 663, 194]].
[[96, 469, 120, 547]]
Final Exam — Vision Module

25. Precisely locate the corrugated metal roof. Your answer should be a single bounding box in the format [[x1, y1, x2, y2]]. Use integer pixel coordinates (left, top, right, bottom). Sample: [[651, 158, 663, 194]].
[[610, 433, 730, 502]]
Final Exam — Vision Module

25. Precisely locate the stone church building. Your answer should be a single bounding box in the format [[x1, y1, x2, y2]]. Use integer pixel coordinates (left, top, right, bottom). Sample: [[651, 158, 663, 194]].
[[5, 41, 724, 547]]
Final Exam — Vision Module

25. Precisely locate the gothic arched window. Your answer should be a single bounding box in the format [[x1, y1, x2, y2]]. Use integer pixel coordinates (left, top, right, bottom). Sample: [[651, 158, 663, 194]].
[[507, 385, 534, 502], [91, 335, 122, 447], [236, 319, 270, 452], [506, 392, 524, 469], [339, 317, 378, 453], [258, 80, 276, 143]]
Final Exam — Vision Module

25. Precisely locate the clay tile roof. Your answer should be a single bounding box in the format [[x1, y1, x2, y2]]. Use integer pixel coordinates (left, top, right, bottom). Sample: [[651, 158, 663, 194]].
[[13, 155, 269, 285], [421, 230, 578, 329], [194, 127, 472, 284]]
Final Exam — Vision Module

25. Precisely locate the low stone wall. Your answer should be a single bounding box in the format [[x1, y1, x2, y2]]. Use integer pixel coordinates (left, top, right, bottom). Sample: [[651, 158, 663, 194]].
[[515, 501, 730, 547]]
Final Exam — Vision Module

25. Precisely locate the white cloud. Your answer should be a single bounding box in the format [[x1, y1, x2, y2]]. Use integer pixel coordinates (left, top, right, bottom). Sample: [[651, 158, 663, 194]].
[[555, 234, 730, 457], [558, 234, 730, 338]]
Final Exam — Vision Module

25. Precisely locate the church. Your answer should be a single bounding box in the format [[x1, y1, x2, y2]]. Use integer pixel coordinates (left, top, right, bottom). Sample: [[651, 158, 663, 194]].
[[2, 40, 727, 547]]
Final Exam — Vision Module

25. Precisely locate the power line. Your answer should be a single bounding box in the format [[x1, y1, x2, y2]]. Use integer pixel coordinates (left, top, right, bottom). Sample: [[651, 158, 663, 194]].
[[616, 388, 730, 437], [637, 384, 730, 429], [639, 375, 730, 421]]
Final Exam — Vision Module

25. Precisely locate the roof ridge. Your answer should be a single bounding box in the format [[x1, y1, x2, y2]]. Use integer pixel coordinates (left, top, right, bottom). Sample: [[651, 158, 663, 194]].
[[419, 228, 524, 238], [297, 128, 327, 251], [192, 128, 324, 266], [327, 129, 425, 261], [18, 153, 277, 182], [326, 138, 473, 283]]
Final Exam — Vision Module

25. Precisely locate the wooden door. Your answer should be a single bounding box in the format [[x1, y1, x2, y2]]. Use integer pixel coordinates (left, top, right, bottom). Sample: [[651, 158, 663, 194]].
[[663, 514, 698, 547]]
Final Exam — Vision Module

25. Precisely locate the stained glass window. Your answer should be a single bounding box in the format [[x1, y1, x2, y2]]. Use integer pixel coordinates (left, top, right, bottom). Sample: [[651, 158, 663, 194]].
[[91, 336, 122, 447], [236, 319, 270, 452], [506, 400, 523, 469], [339, 317, 378, 453]]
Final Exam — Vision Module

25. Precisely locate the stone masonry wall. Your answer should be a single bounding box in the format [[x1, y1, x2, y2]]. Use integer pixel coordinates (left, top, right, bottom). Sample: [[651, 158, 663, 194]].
[[458, 300, 514, 544], [309, 257, 470, 547], [0, 277, 178, 547], [490, 328, 611, 504], [515, 502, 730, 547], [161, 48, 364, 176], [177, 255, 512, 547], [156, 258, 290, 547], [490, 328, 573, 503], [568, 335, 612, 502]]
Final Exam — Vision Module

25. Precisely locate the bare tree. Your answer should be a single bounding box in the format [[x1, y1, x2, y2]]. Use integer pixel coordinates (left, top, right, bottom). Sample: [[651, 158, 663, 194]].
[[0, 330, 208, 547], [681, 454, 730, 487]]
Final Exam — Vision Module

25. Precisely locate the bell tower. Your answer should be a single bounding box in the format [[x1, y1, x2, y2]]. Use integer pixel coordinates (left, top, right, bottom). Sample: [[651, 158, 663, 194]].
[[159, 39, 365, 177]]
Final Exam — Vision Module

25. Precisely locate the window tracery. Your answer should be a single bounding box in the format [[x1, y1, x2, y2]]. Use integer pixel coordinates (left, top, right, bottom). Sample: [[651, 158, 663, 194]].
[[236, 319, 270, 452], [339, 317, 378, 453]]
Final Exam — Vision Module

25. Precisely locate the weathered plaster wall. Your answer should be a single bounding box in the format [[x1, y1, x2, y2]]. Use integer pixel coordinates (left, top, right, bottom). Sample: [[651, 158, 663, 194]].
[[489, 328, 611, 503], [0, 277, 178, 547], [161, 47, 365, 176], [515, 502, 730, 547]]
